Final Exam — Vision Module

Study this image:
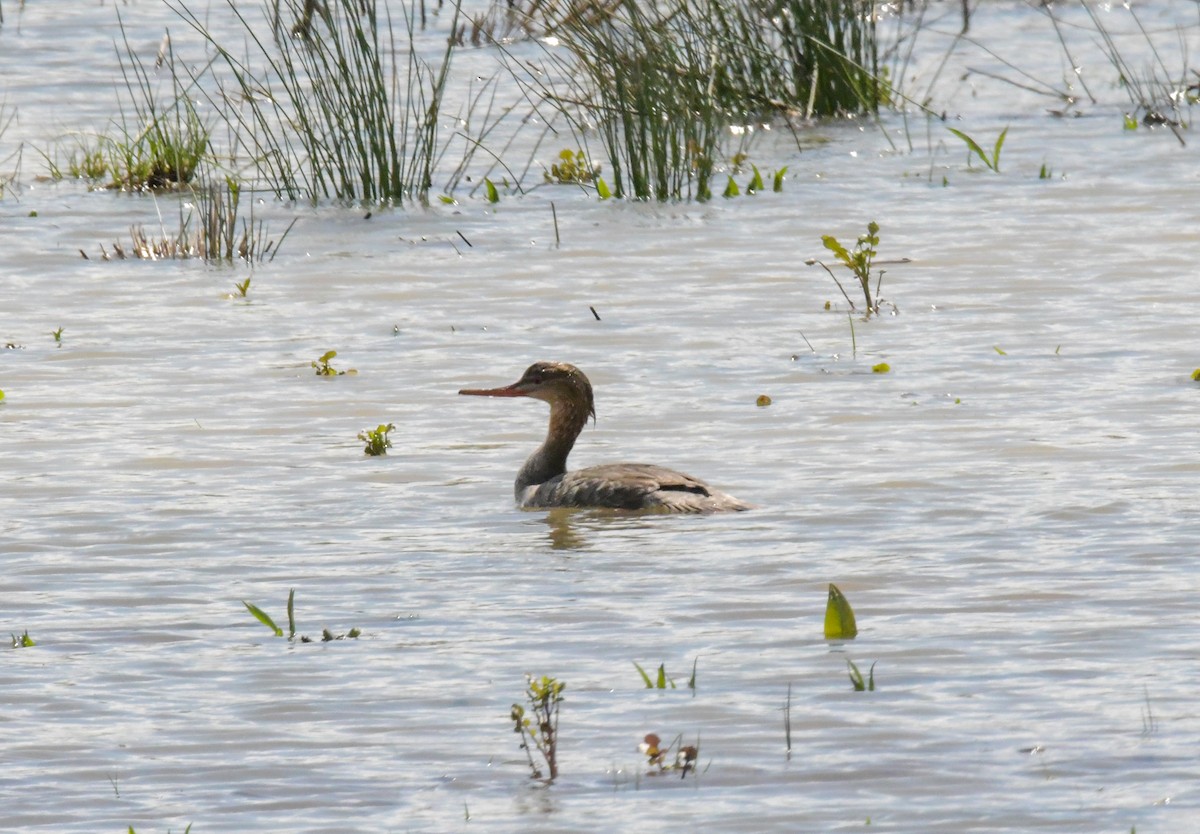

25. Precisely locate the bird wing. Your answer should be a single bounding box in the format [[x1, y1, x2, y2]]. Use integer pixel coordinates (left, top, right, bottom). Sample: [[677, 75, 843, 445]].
[[526, 463, 732, 512]]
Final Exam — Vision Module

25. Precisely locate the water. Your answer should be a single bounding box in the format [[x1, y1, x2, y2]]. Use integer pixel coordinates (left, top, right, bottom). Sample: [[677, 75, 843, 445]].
[[2, 1, 1199, 831]]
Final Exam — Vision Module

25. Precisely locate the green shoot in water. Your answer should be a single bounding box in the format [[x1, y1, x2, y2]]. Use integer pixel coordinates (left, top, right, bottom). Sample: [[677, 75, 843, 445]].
[[358, 423, 395, 456], [947, 126, 1008, 173], [511, 674, 564, 780]]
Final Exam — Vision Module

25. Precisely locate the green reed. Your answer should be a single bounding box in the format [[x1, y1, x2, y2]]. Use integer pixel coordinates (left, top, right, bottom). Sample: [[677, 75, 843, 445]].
[[520, 0, 882, 201], [167, 0, 458, 205]]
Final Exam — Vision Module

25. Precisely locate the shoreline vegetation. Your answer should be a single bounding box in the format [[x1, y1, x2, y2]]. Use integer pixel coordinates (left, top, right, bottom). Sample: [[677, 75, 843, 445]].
[[0, 0, 1193, 209]]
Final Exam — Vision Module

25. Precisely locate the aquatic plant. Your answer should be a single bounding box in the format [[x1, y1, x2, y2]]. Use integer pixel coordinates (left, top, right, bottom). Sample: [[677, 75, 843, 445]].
[[109, 14, 213, 190], [511, 674, 564, 780], [847, 658, 876, 691], [947, 126, 1007, 173], [91, 179, 294, 263], [10, 630, 34, 648], [634, 658, 698, 691], [128, 823, 192, 834], [544, 148, 600, 186], [811, 221, 886, 315], [639, 732, 700, 777], [167, 0, 459, 205], [243, 588, 361, 642], [783, 683, 793, 757], [824, 582, 858, 639], [312, 350, 356, 377], [232, 278, 251, 298], [510, 0, 882, 201], [358, 423, 395, 456], [50, 327, 64, 345]]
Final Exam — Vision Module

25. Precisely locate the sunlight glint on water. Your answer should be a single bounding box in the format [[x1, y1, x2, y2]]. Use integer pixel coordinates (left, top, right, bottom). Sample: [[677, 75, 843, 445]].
[[2, 1, 1199, 831]]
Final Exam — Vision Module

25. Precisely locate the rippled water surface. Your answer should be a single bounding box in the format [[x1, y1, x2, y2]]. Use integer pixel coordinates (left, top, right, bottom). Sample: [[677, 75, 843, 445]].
[[2, 1, 1199, 832]]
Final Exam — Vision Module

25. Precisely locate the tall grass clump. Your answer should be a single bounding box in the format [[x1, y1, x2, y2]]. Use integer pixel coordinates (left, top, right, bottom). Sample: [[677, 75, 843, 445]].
[[98, 178, 294, 262], [167, 0, 458, 205], [112, 15, 213, 190], [517, 0, 884, 201]]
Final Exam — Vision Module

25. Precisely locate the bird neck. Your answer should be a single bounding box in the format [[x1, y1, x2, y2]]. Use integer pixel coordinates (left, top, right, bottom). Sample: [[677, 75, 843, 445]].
[[516, 397, 589, 494]]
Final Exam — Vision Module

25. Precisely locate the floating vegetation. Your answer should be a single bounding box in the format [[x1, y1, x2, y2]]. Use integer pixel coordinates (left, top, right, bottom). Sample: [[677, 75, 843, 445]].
[[871, 362, 890, 374], [639, 732, 700, 778], [756, 394, 773, 407], [824, 582, 858, 639], [511, 674, 563, 781], [312, 350, 356, 377], [243, 588, 360, 642], [10, 630, 34, 648], [544, 148, 600, 185], [232, 277, 251, 298], [358, 422, 395, 456], [50, 327, 64, 345], [948, 126, 1008, 173], [847, 658, 876, 691]]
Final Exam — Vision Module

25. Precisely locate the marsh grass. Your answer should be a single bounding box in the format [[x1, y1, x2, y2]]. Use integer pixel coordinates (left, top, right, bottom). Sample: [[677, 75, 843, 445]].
[[243, 588, 361, 642], [1072, 1, 1196, 136], [167, 0, 459, 205], [515, 0, 883, 201], [112, 16, 213, 190], [97, 180, 294, 262]]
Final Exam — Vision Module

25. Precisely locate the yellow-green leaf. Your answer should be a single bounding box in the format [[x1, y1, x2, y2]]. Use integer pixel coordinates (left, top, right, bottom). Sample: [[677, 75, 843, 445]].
[[872, 363, 890, 374], [484, 178, 499, 204], [1192, 368, 1200, 381], [243, 601, 283, 637], [824, 583, 858, 639], [756, 394, 772, 407]]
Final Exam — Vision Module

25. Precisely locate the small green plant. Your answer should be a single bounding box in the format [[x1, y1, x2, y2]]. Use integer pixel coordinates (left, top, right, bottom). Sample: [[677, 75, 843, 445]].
[[847, 658, 876, 691], [312, 350, 355, 376], [358, 423, 395, 456], [824, 583, 858, 639], [947, 126, 1008, 173], [812, 221, 885, 315], [11, 630, 35, 648], [51, 327, 64, 345], [484, 177, 500, 203], [243, 588, 360, 642], [871, 362, 890, 374], [1190, 368, 1200, 381], [639, 732, 700, 777], [544, 149, 599, 185], [233, 277, 251, 298], [634, 661, 676, 689], [511, 674, 564, 780]]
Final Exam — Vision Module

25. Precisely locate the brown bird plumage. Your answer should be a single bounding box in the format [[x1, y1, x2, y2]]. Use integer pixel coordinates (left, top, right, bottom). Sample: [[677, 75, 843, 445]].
[[459, 362, 752, 513]]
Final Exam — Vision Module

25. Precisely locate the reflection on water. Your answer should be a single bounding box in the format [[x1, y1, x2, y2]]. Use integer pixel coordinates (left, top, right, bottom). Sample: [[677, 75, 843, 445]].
[[2, 2, 1200, 833], [542, 509, 589, 551]]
